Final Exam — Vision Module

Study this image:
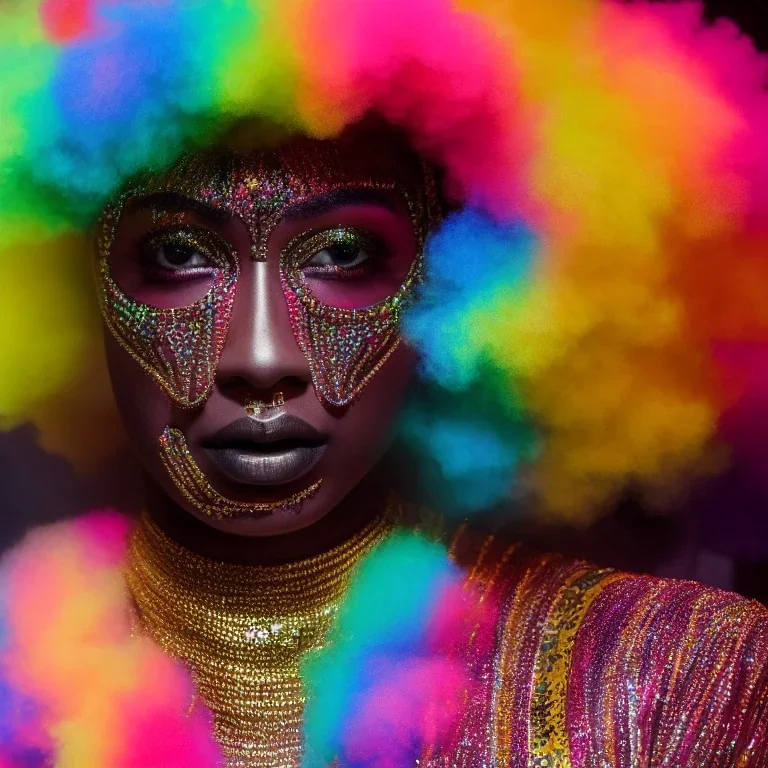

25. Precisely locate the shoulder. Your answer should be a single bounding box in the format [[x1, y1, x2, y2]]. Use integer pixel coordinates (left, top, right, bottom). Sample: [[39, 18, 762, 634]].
[[450, 528, 768, 767], [450, 525, 768, 660], [573, 568, 768, 695], [568, 571, 768, 766]]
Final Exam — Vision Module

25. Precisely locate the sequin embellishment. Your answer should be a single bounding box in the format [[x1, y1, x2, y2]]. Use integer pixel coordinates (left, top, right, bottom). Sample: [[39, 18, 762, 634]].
[[281, 229, 422, 407], [529, 568, 620, 767], [97, 207, 239, 408]]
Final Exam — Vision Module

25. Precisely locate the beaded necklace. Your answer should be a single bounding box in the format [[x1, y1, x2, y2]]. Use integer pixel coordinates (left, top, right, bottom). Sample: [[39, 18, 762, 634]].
[[126, 512, 394, 767]]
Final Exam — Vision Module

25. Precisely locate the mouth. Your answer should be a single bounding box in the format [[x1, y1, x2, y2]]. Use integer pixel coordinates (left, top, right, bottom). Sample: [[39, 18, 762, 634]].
[[202, 415, 327, 486]]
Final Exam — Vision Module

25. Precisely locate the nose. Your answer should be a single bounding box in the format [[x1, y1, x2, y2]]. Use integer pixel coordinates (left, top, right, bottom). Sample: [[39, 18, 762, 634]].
[[215, 261, 311, 398]]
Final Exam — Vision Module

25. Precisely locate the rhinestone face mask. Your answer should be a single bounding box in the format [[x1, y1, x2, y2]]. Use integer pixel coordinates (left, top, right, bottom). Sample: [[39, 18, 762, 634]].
[[97, 136, 440, 411], [97, 155, 241, 409], [280, 227, 422, 406]]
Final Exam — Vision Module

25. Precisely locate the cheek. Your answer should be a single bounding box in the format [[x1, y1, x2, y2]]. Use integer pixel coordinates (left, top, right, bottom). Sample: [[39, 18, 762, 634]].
[[329, 345, 417, 466], [104, 332, 173, 469]]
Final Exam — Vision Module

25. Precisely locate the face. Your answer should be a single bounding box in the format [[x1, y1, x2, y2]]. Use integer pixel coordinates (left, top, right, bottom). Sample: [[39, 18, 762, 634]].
[[98, 129, 438, 536]]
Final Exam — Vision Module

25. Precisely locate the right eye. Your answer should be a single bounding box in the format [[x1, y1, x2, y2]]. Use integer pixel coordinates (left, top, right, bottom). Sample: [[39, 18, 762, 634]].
[[139, 227, 225, 280], [154, 242, 210, 270]]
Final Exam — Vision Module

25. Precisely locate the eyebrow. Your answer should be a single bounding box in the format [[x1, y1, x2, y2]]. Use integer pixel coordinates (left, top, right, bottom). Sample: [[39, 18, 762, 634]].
[[127, 191, 232, 224], [281, 188, 399, 221]]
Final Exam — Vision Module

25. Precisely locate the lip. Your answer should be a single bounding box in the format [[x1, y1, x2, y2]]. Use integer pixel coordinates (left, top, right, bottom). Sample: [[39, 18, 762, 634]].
[[202, 415, 327, 486]]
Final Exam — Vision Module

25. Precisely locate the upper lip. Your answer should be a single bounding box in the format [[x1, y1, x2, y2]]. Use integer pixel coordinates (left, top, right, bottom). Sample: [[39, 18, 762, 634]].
[[204, 414, 326, 450]]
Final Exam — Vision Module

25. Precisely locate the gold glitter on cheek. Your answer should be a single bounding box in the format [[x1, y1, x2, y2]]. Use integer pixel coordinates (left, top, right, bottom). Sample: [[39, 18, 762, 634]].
[[280, 226, 424, 408], [97, 262, 238, 409], [158, 426, 322, 519]]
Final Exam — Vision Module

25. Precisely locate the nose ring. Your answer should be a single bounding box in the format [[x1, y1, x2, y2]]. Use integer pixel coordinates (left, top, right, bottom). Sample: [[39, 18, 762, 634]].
[[245, 392, 285, 417]]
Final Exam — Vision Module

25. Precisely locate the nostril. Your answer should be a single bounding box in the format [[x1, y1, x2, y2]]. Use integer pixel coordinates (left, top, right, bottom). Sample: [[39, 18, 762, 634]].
[[213, 329, 313, 392]]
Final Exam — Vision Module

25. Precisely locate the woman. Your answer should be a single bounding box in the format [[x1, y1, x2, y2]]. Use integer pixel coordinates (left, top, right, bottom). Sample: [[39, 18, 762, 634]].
[[1, 1, 767, 766]]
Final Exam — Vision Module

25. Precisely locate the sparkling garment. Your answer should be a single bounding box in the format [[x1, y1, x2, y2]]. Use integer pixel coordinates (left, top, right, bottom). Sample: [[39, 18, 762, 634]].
[[127, 518, 768, 767], [126, 513, 393, 768], [436, 527, 768, 768]]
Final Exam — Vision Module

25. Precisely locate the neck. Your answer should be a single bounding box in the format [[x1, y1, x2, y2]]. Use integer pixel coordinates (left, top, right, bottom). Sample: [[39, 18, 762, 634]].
[[125, 508, 394, 767]]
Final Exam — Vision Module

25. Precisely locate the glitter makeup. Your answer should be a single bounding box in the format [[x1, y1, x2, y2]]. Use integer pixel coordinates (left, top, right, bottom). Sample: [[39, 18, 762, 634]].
[[97, 236, 238, 409], [280, 225, 422, 406], [96, 156, 241, 409], [97, 137, 440, 412]]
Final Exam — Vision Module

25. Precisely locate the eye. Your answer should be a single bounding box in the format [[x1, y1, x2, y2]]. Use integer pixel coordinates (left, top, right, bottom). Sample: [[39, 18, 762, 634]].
[[309, 242, 369, 269], [154, 242, 209, 270], [299, 228, 386, 278], [139, 227, 229, 280]]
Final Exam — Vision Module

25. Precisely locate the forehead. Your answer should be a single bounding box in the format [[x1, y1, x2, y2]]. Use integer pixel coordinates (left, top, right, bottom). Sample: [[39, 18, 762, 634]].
[[136, 131, 429, 212]]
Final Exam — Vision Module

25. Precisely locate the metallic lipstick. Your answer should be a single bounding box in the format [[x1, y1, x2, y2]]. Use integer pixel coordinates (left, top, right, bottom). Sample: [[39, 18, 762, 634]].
[[203, 415, 326, 486]]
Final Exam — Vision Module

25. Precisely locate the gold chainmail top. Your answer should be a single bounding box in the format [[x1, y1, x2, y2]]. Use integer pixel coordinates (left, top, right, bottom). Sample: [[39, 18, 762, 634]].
[[125, 511, 395, 768]]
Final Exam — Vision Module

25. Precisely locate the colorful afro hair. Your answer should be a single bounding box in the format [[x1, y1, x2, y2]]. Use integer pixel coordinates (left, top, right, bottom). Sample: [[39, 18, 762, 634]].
[[2, 0, 768, 521]]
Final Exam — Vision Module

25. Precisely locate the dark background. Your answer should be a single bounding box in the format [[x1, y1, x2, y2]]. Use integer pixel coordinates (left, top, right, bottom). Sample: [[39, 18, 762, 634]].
[[1, 0, 767, 601], [706, 1, 768, 49], [706, 0, 768, 601]]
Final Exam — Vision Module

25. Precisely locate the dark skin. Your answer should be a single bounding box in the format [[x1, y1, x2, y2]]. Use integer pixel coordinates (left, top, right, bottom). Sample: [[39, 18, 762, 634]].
[[103, 133, 424, 564]]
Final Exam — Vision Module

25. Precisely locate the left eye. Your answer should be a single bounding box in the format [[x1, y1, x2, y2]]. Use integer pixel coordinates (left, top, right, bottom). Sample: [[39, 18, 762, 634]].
[[307, 241, 371, 270], [299, 228, 385, 277]]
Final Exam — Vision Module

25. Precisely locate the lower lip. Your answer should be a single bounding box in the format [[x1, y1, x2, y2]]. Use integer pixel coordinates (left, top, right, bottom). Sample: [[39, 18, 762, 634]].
[[204, 444, 326, 486]]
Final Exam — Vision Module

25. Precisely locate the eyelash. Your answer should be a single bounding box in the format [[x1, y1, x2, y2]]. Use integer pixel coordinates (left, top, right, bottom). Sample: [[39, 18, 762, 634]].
[[302, 262, 374, 280], [138, 226, 226, 283], [136, 225, 387, 285], [293, 228, 389, 281]]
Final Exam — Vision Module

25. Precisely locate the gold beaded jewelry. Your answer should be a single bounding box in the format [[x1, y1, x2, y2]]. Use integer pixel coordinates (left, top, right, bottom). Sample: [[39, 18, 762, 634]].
[[125, 509, 395, 767], [245, 392, 285, 417]]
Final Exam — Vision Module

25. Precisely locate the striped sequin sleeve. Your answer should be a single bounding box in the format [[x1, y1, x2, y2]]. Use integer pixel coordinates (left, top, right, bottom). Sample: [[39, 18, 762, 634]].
[[568, 576, 768, 768]]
